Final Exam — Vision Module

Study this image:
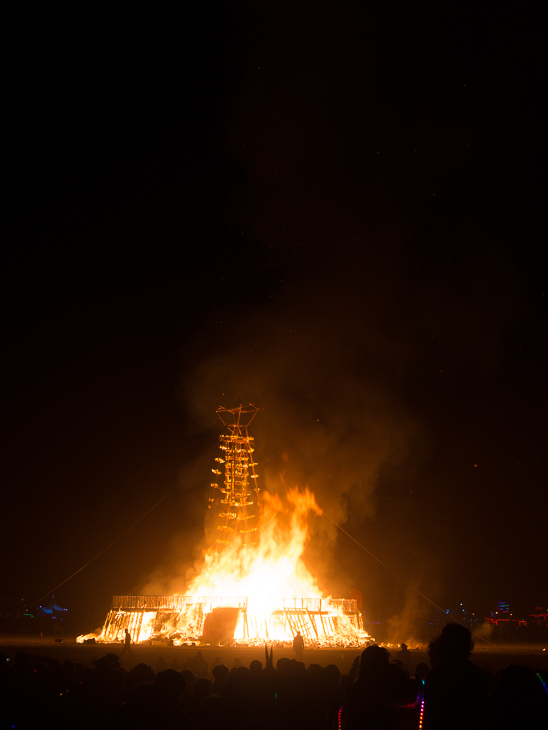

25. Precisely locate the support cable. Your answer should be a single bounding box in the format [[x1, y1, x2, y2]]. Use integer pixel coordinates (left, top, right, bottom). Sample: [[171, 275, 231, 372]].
[[324, 513, 496, 647], [1, 484, 179, 631]]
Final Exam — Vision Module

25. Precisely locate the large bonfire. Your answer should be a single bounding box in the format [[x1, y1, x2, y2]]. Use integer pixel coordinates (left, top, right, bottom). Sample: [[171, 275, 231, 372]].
[[78, 406, 370, 647]]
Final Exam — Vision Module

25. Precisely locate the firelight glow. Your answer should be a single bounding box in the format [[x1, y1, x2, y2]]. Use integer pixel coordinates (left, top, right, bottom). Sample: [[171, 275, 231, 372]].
[[77, 406, 370, 647], [161, 486, 368, 645]]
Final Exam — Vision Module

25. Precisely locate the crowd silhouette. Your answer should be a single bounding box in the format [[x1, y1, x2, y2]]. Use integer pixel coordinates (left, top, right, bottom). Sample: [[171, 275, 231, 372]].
[[1, 624, 546, 729]]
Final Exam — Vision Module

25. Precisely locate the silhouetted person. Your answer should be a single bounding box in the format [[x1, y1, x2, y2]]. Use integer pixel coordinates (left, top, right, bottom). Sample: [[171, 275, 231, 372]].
[[109, 668, 193, 729], [345, 644, 407, 728], [120, 631, 134, 665], [120, 629, 132, 650], [427, 636, 440, 669], [212, 663, 229, 695], [424, 623, 487, 730], [348, 654, 361, 681], [127, 662, 155, 691], [293, 631, 304, 661], [186, 650, 208, 676], [487, 663, 548, 729], [396, 642, 412, 674], [415, 662, 430, 682]]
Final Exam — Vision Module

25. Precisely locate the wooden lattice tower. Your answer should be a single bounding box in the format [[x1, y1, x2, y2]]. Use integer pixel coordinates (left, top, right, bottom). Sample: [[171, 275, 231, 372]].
[[209, 404, 260, 548]]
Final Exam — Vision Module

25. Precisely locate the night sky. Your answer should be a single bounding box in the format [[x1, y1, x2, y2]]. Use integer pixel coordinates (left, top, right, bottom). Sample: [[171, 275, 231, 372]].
[[2, 2, 545, 633]]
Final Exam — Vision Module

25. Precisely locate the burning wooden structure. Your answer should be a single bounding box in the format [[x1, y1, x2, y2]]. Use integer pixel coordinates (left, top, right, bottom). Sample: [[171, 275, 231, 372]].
[[79, 405, 370, 646], [210, 404, 260, 548], [96, 595, 364, 646]]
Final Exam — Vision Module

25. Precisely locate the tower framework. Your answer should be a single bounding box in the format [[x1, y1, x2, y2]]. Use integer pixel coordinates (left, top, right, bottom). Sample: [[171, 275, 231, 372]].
[[80, 405, 371, 646], [210, 404, 260, 548]]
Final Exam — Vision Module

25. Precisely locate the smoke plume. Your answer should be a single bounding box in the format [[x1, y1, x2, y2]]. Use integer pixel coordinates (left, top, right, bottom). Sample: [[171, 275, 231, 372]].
[[141, 271, 425, 599]]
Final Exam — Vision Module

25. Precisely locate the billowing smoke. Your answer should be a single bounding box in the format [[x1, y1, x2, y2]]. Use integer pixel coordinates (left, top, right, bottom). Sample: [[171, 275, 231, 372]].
[[472, 621, 494, 644], [141, 274, 425, 600], [140, 19, 523, 615]]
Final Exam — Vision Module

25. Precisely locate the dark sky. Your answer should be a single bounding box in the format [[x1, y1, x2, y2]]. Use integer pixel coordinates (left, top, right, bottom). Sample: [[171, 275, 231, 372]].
[[2, 2, 546, 630]]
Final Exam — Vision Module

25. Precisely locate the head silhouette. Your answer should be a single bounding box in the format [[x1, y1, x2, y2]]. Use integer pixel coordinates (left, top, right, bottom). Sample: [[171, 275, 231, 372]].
[[359, 644, 390, 679], [438, 623, 474, 662]]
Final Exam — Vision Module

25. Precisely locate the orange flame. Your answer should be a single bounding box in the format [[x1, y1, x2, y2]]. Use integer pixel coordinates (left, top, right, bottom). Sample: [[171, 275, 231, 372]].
[[188, 487, 323, 609], [79, 486, 371, 646]]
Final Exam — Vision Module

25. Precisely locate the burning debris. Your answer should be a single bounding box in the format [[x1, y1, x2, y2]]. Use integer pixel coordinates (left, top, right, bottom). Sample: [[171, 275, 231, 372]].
[[78, 405, 371, 647]]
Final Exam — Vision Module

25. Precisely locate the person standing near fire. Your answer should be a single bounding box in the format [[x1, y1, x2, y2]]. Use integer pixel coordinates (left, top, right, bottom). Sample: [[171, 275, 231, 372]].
[[293, 630, 304, 662], [120, 628, 134, 662]]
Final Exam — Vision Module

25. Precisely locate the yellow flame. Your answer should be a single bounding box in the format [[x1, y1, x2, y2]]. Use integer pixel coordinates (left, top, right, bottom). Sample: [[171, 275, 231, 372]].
[[80, 486, 371, 646], [188, 488, 323, 612]]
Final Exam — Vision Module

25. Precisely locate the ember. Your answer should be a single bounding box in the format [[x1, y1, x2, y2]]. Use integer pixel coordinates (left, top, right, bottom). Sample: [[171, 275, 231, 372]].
[[78, 406, 371, 647]]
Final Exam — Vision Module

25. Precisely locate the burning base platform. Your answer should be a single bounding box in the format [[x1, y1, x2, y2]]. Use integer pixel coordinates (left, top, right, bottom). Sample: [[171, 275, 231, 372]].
[[78, 406, 373, 648], [81, 594, 368, 647]]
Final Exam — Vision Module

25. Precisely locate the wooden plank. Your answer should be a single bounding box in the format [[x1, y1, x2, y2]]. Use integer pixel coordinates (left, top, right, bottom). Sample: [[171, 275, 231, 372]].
[[307, 609, 319, 639]]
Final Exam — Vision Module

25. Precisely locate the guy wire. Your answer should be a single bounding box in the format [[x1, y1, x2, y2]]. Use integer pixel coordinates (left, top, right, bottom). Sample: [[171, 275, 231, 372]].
[[1, 484, 179, 631], [324, 513, 496, 647]]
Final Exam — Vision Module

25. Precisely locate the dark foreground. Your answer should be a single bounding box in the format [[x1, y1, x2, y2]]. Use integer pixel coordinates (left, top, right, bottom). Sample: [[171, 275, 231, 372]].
[[1, 633, 547, 674], [1, 632, 547, 729]]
